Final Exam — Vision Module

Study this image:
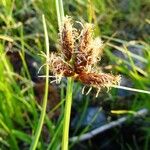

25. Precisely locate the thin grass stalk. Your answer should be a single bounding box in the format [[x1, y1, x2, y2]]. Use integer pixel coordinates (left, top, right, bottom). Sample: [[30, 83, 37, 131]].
[[56, 0, 64, 30], [62, 77, 74, 150], [29, 15, 49, 150], [59, 0, 64, 22], [56, 0, 61, 29], [47, 119, 63, 150]]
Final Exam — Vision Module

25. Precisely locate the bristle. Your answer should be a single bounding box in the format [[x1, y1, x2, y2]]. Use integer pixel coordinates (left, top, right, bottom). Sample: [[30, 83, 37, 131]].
[[90, 37, 103, 65], [60, 16, 74, 61]]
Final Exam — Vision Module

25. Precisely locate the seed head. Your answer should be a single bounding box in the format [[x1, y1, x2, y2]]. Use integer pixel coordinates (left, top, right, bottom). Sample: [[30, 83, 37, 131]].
[[47, 16, 120, 96]]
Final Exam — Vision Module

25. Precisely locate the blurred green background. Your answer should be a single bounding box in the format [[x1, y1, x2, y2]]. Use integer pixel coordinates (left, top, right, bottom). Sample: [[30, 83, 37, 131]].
[[0, 0, 150, 149]]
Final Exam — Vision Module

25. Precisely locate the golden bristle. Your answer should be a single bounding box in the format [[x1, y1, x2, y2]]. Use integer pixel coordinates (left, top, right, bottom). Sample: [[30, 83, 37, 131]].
[[90, 37, 103, 65]]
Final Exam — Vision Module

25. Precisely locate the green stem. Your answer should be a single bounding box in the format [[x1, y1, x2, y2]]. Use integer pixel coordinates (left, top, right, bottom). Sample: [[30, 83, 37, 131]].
[[62, 77, 74, 150], [30, 15, 49, 150]]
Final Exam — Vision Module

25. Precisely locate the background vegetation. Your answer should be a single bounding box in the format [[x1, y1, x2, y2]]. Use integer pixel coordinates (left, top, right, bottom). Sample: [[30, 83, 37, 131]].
[[0, 0, 150, 149]]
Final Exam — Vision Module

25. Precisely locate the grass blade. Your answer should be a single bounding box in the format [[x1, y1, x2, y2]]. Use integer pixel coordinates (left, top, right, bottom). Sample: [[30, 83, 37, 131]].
[[29, 14, 49, 150]]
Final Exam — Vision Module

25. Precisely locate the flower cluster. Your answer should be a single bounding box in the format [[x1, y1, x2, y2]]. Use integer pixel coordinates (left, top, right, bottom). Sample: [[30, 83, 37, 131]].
[[49, 16, 120, 97]]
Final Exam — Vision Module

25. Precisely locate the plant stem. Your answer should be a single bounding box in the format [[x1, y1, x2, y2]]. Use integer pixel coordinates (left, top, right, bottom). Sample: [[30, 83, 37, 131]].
[[62, 77, 74, 150], [56, 0, 64, 30], [30, 15, 49, 150]]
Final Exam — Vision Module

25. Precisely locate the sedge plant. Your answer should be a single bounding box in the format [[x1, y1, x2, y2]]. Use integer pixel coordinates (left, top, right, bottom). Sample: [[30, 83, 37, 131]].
[[52, 1, 120, 150], [49, 16, 120, 149]]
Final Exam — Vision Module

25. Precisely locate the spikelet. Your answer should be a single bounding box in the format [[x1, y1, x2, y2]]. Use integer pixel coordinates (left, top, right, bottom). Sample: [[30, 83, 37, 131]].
[[77, 72, 121, 89], [50, 54, 74, 77], [78, 23, 93, 52], [74, 24, 103, 74], [60, 16, 74, 61], [74, 23, 94, 73]]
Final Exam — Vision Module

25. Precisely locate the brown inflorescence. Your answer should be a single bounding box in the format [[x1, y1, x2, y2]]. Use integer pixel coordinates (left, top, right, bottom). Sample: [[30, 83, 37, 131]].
[[49, 16, 120, 96], [60, 16, 74, 61], [77, 72, 121, 89], [78, 23, 93, 52], [50, 54, 74, 77], [74, 24, 103, 73]]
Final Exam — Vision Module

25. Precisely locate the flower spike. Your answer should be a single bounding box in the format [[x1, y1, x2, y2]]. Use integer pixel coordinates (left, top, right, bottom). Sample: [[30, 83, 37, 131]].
[[48, 16, 120, 96], [60, 16, 75, 61]]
